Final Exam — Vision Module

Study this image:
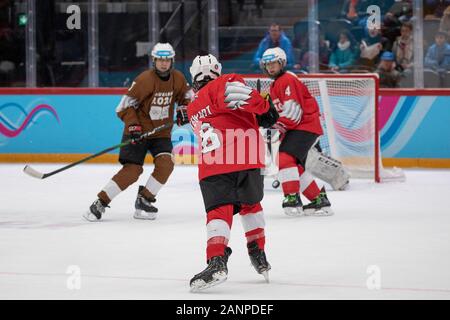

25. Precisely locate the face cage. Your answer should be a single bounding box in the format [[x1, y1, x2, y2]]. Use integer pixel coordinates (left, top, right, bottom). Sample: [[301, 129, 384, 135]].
[[261, 59, 285, 79], [152, 57, 174, 76]]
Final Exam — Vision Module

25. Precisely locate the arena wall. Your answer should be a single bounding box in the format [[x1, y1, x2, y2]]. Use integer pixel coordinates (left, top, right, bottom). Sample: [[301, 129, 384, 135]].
[[1, 88, 449, 168]]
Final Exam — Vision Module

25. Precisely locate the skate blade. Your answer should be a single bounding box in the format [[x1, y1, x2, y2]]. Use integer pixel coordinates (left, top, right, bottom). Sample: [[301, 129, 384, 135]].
[[133, 209, 157, 220], [261, 271, 270, 283], [283, 207, 304, 217], [190, 271, 227, 293], [304, 206, 334, 217], [82, 211, 101, 222]]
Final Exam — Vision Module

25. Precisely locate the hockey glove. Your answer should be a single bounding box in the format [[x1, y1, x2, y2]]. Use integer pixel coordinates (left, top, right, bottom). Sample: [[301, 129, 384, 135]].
[[176, 105, 189, 126], [128, 124, 143, 144], [256, 95, 279, 128]]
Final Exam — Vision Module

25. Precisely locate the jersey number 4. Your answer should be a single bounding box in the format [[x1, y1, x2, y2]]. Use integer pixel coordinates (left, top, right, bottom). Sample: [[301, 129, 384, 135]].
[[199, 123, 221, 154]]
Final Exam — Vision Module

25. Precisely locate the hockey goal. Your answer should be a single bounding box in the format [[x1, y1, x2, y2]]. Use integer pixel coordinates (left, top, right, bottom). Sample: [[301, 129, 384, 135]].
[[244, 73, 404, 183]]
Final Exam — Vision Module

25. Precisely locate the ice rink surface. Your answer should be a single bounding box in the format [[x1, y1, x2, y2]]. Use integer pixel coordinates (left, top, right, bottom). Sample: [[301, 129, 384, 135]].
[[1, 163, 449, 300]]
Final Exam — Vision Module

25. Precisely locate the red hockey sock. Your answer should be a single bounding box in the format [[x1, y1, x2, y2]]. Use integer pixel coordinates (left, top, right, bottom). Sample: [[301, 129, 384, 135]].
[[206, 204, 234, 261]]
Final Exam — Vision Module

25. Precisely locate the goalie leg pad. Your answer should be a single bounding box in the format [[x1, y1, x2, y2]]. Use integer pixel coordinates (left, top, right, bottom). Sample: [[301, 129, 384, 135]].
[[305, 148, 350, 191]]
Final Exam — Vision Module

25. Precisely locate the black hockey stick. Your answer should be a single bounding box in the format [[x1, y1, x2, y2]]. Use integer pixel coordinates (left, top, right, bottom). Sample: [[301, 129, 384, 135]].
[[23, 123, 172, 179]]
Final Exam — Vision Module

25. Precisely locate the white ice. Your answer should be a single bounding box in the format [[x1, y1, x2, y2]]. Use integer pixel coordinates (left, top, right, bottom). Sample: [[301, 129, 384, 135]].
[[1, 164, 450, 299]]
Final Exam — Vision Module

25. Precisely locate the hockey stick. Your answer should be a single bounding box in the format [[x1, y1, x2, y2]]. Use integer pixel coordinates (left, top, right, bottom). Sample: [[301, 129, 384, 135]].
[[23, 123, 172, 179]]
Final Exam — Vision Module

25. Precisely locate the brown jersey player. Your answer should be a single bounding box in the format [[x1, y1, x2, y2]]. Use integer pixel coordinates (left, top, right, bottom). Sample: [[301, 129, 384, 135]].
[[84, 43, 191, 222]]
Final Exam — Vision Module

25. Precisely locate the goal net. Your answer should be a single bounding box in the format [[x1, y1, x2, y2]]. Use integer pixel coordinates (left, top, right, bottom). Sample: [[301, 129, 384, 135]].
[[244, 73, 405, 183]]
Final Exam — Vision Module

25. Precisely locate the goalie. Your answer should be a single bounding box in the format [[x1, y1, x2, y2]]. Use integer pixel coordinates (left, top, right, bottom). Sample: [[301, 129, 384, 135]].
[[265, 133, 350, 192], [260, 47, 334, 216]]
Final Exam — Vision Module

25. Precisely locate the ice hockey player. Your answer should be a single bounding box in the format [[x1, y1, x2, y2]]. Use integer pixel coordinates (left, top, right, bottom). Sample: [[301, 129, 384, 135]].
[[84, 43, 191, 222], [260, 47, 333, 217], [187, 54, 279, 291]]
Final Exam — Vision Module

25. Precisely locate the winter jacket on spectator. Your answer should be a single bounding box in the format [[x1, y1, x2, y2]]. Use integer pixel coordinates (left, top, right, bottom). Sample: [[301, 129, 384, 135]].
[[253, 31, 295, 68], [329, 44, 358, 69], [424, 42, 450, 70]]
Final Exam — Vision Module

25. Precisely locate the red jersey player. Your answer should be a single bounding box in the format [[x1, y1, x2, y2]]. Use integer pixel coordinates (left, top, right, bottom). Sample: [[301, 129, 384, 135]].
[[260, 47, 334, 217], [186, 54, 278, 291]]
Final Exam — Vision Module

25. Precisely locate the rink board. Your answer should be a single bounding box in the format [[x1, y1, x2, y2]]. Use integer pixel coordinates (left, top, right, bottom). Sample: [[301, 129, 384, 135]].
[[0, 88, 449, 167]]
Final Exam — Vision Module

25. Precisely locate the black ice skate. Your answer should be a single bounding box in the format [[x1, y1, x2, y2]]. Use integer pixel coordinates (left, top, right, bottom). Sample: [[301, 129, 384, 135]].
[[83, 199, 108, 222], [134, 186, 158, 220], [190, 247, 232, 292], [247, 241, 271, 283], [303, 187, 334, 216], [282, 193, 304, 216]]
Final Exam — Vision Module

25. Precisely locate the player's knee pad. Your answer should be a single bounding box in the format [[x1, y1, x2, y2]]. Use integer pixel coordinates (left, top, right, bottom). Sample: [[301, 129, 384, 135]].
[[278, 151, 297, 169], [207, 204, 234, 227], [152, 153, 174, 184], [240, 203, 263, 215], [112, 163, 143, 190]]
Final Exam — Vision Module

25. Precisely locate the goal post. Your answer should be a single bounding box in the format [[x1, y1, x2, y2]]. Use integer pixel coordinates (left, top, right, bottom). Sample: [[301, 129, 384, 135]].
[[243, 73, 404, 183]]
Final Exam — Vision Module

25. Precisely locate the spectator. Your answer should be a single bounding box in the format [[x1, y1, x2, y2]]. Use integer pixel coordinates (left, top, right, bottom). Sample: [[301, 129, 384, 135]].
[[253, 23, 297, 69], [340, 0, 367, 24], [424, 31, 450, 71], [439, 5, 450, 37], [392, 22, 413, 74], [385, 0, 412, 24], [359, 26, 389, 70], [424, 1, 450, 19], [329, 31, 359, 72], [377, 51, 401, 87]]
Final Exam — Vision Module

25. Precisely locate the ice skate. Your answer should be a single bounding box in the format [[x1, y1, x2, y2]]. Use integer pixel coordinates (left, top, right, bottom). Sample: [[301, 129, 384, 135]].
[[84, 199, 108, 222], [303, 187, 334, 216], [282, 193, 304, 216], [190, 247, 232, 292], [247, 241, 271, 282], [134, 186, 158, 220]]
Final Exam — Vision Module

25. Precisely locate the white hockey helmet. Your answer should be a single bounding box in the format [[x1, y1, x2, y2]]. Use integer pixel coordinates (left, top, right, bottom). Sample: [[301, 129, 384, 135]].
[[260, 47, 287, 70], [189, 54, 222, 90], [151, 42, 175, 60]]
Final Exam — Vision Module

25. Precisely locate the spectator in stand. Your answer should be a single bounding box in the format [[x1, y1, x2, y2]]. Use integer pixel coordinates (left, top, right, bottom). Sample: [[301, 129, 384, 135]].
[[377, 51, 401, 87], [359, 26, 390, 71], [328, 30, 359, 73], [439, 6, 450, 37], [385, 0, 412, 24], [424, 1, 450, 19], [424, 31, 450, 71], [253, 23, 298, 70], [340, 0, 367, 24], [392, 22, 413, 75]]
